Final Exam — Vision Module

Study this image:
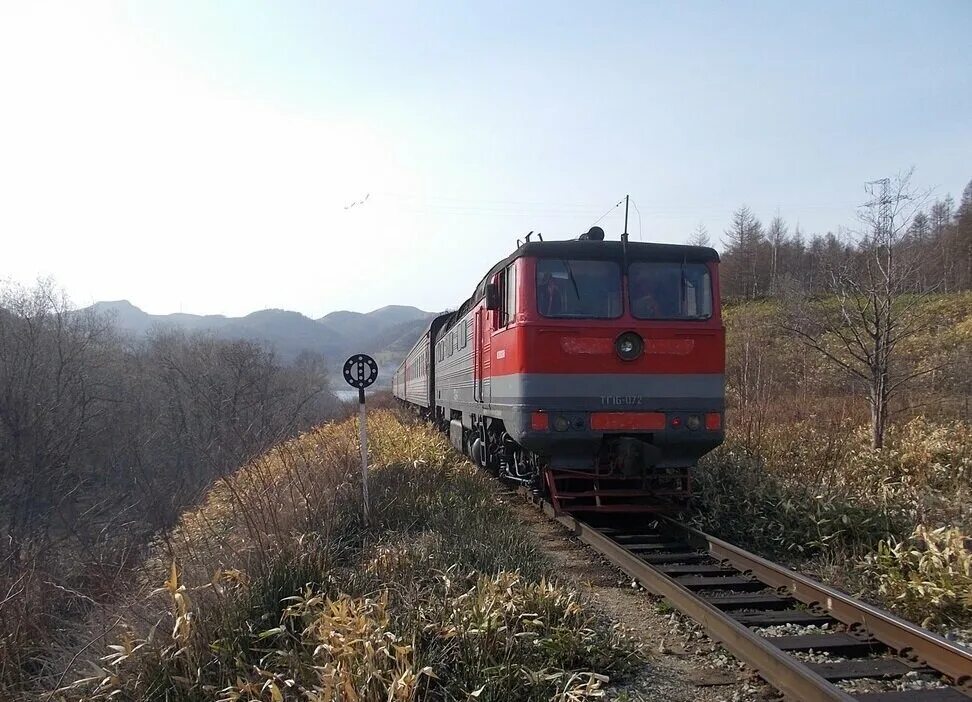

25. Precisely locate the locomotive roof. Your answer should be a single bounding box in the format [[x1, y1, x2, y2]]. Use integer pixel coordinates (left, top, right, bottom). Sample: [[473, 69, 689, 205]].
[[476, 239, 718, 298], [431, 239, 719, 342], [512, 239, 718, 263]]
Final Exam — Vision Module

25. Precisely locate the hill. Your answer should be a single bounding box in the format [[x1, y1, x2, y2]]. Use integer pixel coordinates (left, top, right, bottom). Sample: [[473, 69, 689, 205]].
[[319, 304, 429, 337], [84, 300, 436, 376]]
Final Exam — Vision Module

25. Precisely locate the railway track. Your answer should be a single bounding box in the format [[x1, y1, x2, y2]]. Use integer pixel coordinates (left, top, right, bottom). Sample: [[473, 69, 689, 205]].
[[528, 496, 972, 701]]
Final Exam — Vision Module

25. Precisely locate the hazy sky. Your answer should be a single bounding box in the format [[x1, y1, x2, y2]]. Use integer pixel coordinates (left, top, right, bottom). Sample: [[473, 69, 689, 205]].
[[2, 2, 969, 317]]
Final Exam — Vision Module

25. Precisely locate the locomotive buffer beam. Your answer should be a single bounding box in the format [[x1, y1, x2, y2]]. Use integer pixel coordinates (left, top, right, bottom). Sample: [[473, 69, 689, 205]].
[[544, 463, 690, 515]]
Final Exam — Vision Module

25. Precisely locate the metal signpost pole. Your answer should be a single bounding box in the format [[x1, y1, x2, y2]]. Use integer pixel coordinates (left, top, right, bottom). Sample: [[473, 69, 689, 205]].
[[343, 354, 378, 527], [358, 384, 369, 525]]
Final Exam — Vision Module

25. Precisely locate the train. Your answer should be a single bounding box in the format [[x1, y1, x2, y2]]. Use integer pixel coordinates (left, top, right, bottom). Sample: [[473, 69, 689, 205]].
[[392, 227, 725, 514]]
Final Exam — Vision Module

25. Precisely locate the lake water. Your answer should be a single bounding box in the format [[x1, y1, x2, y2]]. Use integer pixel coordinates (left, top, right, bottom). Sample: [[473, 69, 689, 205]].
[[334, 388, 359, 402], [334, 387, 390, 402]]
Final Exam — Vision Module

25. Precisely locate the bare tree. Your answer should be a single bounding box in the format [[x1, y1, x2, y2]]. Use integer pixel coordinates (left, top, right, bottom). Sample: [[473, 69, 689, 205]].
[[723, 206, 765, 299], [783, 169, 936, 449], [766, 214, 788, 295], [929, 196, 955, 291], [688, 222, 710, 247], [946, 181, 972, 290], [0, 280, 116, 559]]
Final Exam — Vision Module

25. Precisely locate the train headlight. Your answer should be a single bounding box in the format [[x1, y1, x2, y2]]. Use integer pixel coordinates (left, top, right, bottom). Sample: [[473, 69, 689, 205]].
[[553, 415, 570, 432], [615, 332, 644, 361], [686, 415, 701, 431]]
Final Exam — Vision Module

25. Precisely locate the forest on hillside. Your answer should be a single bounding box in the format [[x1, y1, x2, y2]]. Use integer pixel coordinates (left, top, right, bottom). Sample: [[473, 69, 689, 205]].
[[709, 173, 972, 449], [709, 176, 972, 300], [0, 281, 340, 692]]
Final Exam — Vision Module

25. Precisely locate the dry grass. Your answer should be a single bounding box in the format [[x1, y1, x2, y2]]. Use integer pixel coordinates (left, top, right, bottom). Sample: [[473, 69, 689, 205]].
[[696, 292, 972, 635], [689, 416, 972, 631], [32, 410, 640, 702], [862, 525, 972, 629]]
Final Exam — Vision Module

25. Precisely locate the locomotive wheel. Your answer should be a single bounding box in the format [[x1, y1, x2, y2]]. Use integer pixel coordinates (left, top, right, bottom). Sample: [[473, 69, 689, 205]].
[[531, 466, 549, 500]]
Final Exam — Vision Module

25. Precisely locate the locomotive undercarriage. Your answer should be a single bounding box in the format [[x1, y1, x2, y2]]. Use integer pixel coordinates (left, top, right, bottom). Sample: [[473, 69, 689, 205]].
[[461, 417, 692, 515]]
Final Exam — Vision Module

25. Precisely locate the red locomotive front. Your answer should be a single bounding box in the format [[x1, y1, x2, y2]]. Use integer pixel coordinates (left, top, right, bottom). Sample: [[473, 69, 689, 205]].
[[395, 230, 725, 514]]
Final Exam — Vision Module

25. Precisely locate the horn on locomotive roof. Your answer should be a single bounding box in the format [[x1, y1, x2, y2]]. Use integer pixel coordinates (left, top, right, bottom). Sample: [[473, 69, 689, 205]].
[[578, 226, 605, 241]]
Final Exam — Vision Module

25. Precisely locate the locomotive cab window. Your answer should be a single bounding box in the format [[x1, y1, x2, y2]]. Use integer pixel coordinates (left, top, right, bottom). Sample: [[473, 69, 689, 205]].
[[536, 259, 621, 318], [629, 261, 712, 320], [495, 264, 517, 328]]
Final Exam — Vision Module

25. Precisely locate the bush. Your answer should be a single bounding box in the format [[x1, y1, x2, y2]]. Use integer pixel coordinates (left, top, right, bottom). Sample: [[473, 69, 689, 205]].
[[689, 415, 972, 631], [690, 415, 972, 552], [689, 446, 904, 558], [842, 418, 972, 529], [861, 526, 972, 628], [52, 411, 641, 702], [207, 570, 633, 702]]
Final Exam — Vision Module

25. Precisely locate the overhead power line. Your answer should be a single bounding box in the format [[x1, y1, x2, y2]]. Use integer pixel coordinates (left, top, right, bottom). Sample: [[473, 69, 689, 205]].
[[591, 198, 625, 227]]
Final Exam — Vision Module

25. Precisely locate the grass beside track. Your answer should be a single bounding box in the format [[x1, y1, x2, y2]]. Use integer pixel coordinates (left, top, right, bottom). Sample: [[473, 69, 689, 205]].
[[688, 417, 972, 634], [48, 411, 640, 702]]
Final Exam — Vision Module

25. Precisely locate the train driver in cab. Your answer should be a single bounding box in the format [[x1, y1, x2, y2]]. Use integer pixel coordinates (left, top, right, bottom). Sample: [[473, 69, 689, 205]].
[[629, 265, 662, 318], [538, 270, 565, 316]]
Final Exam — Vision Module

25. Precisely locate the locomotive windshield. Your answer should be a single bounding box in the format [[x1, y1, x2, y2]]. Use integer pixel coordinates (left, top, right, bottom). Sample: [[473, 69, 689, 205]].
[[629, 261, 712, 319], [536, 259, 622, 318]]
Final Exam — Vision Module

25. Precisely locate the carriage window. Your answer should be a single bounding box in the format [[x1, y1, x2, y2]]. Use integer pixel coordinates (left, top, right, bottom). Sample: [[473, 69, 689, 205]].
[[629, 262, 712, 320], [536, 259, 621, 319]]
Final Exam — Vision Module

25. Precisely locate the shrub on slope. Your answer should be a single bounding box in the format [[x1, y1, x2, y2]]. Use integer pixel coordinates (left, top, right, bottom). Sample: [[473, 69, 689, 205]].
[[52, 412, 639, 702]]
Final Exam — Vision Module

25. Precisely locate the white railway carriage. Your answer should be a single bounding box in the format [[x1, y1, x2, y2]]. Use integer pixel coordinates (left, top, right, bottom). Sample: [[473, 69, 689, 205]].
[[392, 316, 448, 409]]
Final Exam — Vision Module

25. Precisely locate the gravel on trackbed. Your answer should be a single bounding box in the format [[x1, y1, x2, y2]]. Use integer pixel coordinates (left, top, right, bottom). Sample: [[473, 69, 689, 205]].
[[497, 489, 967, 700], [500, 491, 775, 701]]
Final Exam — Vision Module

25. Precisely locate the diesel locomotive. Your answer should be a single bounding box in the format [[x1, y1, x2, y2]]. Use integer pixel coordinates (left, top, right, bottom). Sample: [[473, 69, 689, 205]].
[[392, 227, 725, 514]]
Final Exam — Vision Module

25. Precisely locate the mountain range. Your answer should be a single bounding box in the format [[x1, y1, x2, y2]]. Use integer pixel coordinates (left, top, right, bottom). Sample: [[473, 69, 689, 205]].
[[84, 300, 438, 383]]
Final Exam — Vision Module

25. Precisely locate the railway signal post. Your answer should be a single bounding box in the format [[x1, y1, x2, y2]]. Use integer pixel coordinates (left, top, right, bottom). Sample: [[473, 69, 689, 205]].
[[343, 354, 379, 526]]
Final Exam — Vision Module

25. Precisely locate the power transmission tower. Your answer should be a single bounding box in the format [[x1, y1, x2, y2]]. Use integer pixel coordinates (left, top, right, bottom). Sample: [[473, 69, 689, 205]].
[[864, 178, 893, 245]]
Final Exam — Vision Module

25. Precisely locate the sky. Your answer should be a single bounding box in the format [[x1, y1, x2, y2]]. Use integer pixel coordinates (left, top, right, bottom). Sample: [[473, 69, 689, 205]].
[[1, 1, 969, 317]]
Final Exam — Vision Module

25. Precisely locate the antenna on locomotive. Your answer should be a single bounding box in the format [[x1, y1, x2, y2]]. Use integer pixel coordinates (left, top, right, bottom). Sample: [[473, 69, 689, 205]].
[[621, 194, 630, 268], [622, 195, 630, 244]]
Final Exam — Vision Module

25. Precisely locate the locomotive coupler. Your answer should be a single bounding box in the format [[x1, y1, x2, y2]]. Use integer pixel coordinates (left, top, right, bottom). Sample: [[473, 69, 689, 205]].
[[613, 437, 661, 476]]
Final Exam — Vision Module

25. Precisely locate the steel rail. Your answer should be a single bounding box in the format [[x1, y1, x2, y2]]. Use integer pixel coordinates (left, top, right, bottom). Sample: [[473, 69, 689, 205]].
[[542, 502, 860, 701], [667, 518, 972, 691]]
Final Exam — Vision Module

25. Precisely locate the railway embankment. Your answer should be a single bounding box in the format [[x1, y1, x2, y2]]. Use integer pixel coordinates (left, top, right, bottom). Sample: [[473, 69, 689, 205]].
[[45, 411, 645, 702]]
